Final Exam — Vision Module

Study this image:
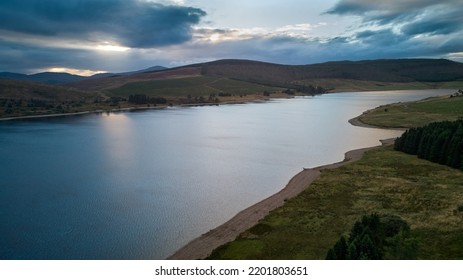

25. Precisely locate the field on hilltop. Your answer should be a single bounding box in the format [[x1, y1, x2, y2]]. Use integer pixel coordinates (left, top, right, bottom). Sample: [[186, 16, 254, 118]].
[[109, 76, 284, 98], [198, 58, 463, 86]]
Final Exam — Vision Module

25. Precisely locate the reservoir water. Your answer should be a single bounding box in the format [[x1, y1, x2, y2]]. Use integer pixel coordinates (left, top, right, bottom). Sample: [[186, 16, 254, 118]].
[[0, 89, 452, 259]]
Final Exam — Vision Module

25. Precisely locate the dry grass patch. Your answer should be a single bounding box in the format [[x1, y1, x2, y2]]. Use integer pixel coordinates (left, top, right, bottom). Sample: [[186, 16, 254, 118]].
[[209, 146, 463, 259]]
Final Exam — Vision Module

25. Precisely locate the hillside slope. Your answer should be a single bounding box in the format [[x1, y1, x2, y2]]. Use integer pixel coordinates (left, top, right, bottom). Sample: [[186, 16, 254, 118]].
[[0, 79, 94, 101], [198, 58, 463, 83], [0, 72, 86, 84], [66, 58, 463, 94], [0, 66, 167, 85], [68, 67, 201, 91]]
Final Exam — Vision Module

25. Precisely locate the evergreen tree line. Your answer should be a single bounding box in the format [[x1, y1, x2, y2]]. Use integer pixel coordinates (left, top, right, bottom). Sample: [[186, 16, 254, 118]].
[[292, 84, 326, 94], [282, 85, 326, 95], [394, 120, 463, 170], [128, 94, 167, 105], [326, 214, 417, 260]]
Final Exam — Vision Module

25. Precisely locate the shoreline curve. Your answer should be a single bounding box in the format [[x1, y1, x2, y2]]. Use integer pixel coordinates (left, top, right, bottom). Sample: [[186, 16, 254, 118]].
[[168, 137, 397, 260], [348, 116, 406, 131]]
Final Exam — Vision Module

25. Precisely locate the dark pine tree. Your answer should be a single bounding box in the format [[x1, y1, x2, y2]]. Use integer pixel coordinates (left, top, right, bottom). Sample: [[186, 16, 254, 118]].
[[395, 120, 463, 170]]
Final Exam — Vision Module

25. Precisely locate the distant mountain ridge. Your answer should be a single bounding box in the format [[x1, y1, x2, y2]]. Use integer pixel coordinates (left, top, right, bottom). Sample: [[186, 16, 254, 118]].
[[0, 66, 167, 85], [89, 66, 167, 79], [2, 59, 463, 91], [61, 58, 463, 93], [196, 58, 463, 84], [0, 71, 85, 84]]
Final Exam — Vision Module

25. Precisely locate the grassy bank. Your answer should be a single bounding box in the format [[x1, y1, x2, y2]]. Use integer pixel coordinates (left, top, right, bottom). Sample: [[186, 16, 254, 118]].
[[357, 93, 463, 128], [208, 146, 463, 259], [297, 79, 463, 93]]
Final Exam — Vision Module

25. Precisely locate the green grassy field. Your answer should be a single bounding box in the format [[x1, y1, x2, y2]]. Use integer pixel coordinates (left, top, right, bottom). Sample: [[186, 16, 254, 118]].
[[208, 146, 463, 259], [297, 79, 463, 93], [358, 94, 463, 128], [108, 75, 462, 99], [108, 76, 283, 98]]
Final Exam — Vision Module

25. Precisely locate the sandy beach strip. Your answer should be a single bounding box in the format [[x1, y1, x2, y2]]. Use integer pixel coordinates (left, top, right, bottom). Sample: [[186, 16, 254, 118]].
[[168, 138, 396, 260], [348, 116, 406, 131]]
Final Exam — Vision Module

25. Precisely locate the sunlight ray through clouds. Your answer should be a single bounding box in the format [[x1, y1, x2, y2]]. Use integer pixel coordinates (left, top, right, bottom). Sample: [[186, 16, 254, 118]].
[[44, 67, 107, 76], [95, 44, 130, 52]]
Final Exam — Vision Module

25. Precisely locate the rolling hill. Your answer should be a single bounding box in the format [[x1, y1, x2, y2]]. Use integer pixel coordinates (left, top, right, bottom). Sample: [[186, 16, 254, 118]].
[[0, 79, 102, 118], [0, 71, 86, 85], [68, 66, 198, 91], [197, 58, 463, 83], [3, 59, 463, 93], [0, 66, 167, 85], [1, 58, 463, 119], [0, 79, 94, 101], [66, 58, 463, 95]]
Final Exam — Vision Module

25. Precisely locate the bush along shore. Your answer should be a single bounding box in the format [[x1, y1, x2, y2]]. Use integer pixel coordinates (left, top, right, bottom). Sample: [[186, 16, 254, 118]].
[[326, 214, 417, 260]]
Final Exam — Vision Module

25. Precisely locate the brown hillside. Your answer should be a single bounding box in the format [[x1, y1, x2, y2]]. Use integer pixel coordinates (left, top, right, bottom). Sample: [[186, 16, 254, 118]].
[[69, 66, 201, 91], [0, 79, 95, 101]]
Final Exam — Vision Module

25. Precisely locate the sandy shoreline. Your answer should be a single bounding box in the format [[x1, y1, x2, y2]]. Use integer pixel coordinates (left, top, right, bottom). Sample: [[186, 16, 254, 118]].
[[168, 137, 397, 260], [348, 116, 406, 131]]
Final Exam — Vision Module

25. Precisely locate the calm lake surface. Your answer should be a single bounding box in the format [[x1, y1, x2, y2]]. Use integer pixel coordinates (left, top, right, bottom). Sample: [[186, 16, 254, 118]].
[[0, 89, 452, 259]]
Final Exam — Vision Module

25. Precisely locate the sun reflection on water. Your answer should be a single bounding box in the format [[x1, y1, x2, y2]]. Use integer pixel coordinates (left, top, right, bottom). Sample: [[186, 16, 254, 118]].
[[99, 113, 135, 167]]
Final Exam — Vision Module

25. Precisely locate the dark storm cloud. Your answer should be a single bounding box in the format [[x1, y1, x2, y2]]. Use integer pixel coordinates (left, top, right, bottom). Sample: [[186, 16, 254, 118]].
[[326, 0, 453, 20], [0, 39, 99, 72], [325, 0, 371, 15], [438, 37, 463, 54], [2, 0, 463, 74], [0, 0, 206, 48], [322, 0, 463, 62], [326, 0, 463, 29], [355, 29, 407, 45], [401, 11, 463, 36], [0, 38, 169, 73]]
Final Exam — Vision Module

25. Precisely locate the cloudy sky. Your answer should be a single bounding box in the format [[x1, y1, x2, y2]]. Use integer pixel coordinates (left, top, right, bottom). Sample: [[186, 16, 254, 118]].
[[1, 0, 462, 75]]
